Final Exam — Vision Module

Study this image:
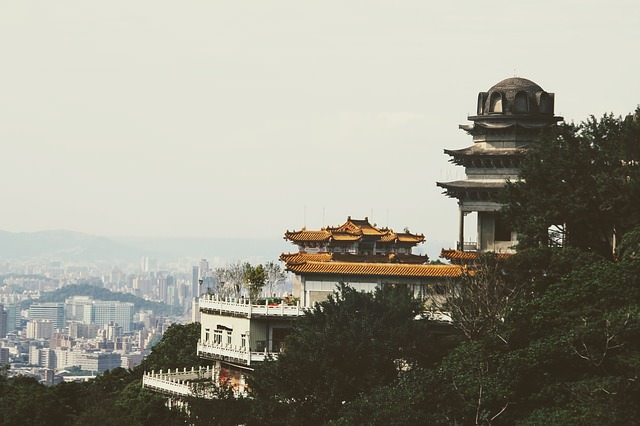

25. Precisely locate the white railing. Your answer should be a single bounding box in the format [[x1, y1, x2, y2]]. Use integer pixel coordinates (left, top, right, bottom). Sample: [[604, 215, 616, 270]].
[[142, 366, 213, 397], [199, 294, 305, 318], [197, 340, 279, 366], [461, 242, 478, 251]]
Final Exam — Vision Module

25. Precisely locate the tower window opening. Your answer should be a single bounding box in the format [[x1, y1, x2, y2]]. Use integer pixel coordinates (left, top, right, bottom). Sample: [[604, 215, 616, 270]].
[[513, 91, 529, 113], [489, 92, 503, 113]]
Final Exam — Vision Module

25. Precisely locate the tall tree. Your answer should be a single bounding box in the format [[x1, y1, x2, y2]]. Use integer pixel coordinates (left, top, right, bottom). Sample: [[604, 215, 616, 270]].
[[244, 263, 266, 300], [264, 261, 286, 297], [134, 322, 208, 376], [501, 109, 640, 259], [249, 284, 451, 425], [214, 261, 247, 298], [435, 253, 520, 341]]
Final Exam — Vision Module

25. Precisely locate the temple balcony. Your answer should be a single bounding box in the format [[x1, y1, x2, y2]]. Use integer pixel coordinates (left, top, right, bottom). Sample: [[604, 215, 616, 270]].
[[142, 366, 214, 398], [197, 339, 280, 366], [199, 294, 305, 318], [458, 241, 478, 251]]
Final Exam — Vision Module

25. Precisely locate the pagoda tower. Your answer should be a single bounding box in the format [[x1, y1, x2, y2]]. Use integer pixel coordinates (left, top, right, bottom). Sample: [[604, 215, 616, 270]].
[[437, 77, 562, 253]]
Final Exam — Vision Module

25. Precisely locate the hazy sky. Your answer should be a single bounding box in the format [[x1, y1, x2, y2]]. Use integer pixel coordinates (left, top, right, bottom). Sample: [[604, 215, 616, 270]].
[[2, 1, 639, 252]]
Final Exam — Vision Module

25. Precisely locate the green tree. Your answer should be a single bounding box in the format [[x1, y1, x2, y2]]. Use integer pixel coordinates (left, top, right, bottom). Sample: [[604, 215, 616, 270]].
[[502, 109, 640, 259], [249, 284, 453, 425], [244, 263, 266, 300], [135, 322, 209, 377], [0, 376, 67, 426]]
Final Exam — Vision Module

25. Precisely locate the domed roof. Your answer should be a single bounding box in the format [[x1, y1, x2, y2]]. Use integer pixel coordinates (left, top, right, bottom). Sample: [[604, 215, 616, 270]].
[[488, 77, 543, 94], [473, 76, 557, 117]]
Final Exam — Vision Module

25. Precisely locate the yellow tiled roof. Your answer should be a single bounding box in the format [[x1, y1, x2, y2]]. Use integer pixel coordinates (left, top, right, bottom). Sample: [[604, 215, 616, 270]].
[[280, 252, 333, 263], [285, 217, 424, 244], [378, 231, 426, 243], [331, 217, 383, 236], [331, 233, 362, 241], [284, 230, 331, 242], [285, 261, 463, 278]]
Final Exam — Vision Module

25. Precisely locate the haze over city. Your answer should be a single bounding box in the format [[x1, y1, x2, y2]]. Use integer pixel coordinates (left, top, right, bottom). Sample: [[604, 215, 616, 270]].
[[1, 1, 639, 258]]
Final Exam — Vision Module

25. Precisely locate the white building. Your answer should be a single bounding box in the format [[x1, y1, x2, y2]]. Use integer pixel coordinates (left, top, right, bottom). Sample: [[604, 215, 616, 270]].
[[26, 319, 54, 340]]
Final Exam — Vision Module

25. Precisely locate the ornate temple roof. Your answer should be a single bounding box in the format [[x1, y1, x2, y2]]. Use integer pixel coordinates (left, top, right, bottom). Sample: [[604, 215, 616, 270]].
[[443, 146, 527, 157], [280, 252, 430, 265], [436, 180, 506, 200], [284, 260, 463, 278], [284, 216, 425, 245]]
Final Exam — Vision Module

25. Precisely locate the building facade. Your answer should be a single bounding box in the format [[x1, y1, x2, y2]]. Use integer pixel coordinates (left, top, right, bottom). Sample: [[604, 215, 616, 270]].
[[28, 303, 65, 329]]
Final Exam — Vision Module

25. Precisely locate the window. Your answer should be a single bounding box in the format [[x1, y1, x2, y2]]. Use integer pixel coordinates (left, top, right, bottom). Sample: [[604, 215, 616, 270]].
[[489, 92, 503, 113], [226, 330, 232, 345], [477, 92, 486, 115], [241, 334, 246, 349], [205, 328, 210, 342], [213, 329, 222, 345], [538, 92, 551, 114], [513, 91, 529, 113], [494, 214, 512, 242]]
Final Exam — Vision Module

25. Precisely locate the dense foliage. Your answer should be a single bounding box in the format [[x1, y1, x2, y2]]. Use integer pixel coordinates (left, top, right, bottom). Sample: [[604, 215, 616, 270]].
[[248, 284, 461, 425], [0, 324, 203, 425], [134, 322, 209, 377], [502, 109, 640, 259]]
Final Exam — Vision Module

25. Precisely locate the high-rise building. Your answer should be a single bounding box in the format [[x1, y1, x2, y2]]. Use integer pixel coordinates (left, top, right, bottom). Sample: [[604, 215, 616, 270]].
[[2, 303, 20, 333], [65, 296, 93, 322], [0, 304, 7, 338], [26, 319, 55, 339], [0, 347, 9, 366], [84, 301, 134, 333], [192, 265, 199, 299], [28, 303, 65, 329]]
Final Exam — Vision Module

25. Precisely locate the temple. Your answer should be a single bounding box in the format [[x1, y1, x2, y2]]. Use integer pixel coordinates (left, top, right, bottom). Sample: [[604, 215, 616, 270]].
[[284, 216, 425, 257], [437, 77, 562, 259], [281, 217, 461, 306], [143, 218, 460, 398]]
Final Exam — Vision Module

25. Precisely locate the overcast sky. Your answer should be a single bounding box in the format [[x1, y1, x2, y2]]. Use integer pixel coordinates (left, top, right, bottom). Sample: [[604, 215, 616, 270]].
[[1, 1, 639, 255]]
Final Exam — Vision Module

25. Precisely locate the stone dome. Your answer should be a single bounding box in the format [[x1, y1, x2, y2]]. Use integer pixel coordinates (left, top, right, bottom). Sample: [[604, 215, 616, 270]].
[[476, 77, 554, 116], [489, 77, 543, 94]]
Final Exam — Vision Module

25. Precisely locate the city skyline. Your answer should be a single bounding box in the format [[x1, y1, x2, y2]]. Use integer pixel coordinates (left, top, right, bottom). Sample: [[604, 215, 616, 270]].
[[1, 1, 639, 250]]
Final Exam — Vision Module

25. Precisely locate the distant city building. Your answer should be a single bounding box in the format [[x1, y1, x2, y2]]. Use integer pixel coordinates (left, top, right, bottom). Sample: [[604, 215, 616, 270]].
[[26, 320, 55, 340], [28, 303, 65, 329], [82, 301, 134, 333], [192, 265, 199, 299], [1, 303, 20, 333], [0, 347, 9, 365], [62, 350, 122, 373], [69, 321, 98, 339], [29, 347, 55, 369], [65, 296, 93, 322], [0, 304, 7, 338]]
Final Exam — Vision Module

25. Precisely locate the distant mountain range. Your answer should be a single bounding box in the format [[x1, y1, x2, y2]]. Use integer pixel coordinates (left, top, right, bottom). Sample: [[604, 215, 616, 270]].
[[0, 229, 450, 264], [0, 229, 289, 263]]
